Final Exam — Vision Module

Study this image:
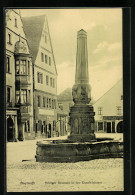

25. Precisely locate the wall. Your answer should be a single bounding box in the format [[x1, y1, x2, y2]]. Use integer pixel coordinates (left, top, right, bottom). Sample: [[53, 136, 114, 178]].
[[94, 80, 123, 121], [6, 9, 34, 140]]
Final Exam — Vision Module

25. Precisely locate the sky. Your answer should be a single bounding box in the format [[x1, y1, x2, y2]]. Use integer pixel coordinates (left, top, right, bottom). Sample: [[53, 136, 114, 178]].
[[20, 9, 122, 101]]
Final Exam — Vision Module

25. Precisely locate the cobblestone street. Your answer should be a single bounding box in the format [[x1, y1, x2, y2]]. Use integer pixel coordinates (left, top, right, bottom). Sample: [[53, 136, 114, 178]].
[[7, 133, 124, 192]]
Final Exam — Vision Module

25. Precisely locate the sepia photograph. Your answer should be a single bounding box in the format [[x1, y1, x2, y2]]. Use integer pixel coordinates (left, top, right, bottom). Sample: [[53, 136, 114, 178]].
[[6, 8, 123, 192]]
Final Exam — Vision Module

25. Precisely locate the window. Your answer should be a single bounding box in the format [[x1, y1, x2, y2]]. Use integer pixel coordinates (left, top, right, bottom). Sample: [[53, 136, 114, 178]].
[[117, 106, 121, 115], [43, 97, 46, 107], [50, 78, 52, 87], [47, 98, 49, 108], [53, 79, 55, 88], [25, 122, 27, 132], [37, 72, 40, 83], [37, 96, 41, 107], [40, 74, 43, 84], [25, 121, 30, 132], [52, 99, 54, 109], [16, 90, 27, 104], [7, 87, 11, 103], [21, 90, 27, 103], [27, 121, 30, 132], [45, 35, 47, 43], [54, 99, 56, 109], [98, 122, 103, 131], [121, 95, 123, 100], [41, 53, 44, 62], [16, 60, 20, 74], [20, 60, 26, 75], [98, 107, 103, 115], [49, 98, 51, 108], [49, 57, 51, 65], [28, 61, 30, 75], [8, 33, 11, 44], [39, 73, 43, 84], [27, 90, 30, 103], [37, 72, 43, 84], [45, 55, 47, 64], [53, 121, 56, 131], [6, 56, 10, 73], [16, 90, 20, 103], [15, 18, 17, 27], [46, 75, 49, 85], [58, 103, 63, 110]]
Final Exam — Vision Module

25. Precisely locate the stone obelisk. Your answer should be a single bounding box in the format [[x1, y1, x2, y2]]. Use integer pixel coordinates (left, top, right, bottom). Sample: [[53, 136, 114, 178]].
[[68, 29, 96, 142]]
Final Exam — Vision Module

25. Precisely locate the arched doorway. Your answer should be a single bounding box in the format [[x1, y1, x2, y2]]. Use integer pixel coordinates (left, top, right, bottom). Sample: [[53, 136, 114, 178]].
[[48, 124, 51, 138], [7, 117, 14, 141], [117, 121, 123, 133]]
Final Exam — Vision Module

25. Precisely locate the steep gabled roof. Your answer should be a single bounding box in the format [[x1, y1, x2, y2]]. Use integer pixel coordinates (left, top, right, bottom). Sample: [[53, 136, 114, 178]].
[[58, 88, 73, 101], [58, 87, 95, 104], [93, 78, 123, 105], [22, 15, 45, 63]]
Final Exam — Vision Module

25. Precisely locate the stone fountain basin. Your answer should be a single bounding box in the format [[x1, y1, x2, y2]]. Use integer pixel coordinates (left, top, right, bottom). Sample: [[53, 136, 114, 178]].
[[35, 139, 123, 162]]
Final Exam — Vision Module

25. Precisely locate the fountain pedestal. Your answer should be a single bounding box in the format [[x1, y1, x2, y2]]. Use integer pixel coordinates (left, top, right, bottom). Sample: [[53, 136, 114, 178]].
[[68, 104, 95, 142]]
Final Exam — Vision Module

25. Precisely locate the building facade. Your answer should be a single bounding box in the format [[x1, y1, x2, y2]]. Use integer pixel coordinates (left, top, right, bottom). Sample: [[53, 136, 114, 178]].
[[56, 107, 68, 137], [57, 88, 77, 136], [22, 15, 57, 138], [93, 79, 123, 133], [6, 9, 34, 141]]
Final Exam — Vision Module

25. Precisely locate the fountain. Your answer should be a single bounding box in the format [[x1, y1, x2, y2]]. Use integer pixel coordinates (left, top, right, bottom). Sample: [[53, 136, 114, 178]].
[[35, 29, 123, 162]]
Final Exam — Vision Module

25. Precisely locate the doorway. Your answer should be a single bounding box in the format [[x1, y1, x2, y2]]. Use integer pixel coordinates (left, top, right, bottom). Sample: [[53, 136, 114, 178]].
[[117, 121, 123, 133], [107, 122, 111, 133], [7, 117, 14, 141]]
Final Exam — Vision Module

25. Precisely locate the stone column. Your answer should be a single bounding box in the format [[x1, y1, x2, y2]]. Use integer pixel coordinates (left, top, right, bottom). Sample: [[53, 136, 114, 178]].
[[68, 29, 96, 142]]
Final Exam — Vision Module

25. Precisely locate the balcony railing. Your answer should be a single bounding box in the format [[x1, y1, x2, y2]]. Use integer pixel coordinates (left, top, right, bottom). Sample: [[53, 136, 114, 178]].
[[16, 100, 31, 107], [15, 75, 31, 85]]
